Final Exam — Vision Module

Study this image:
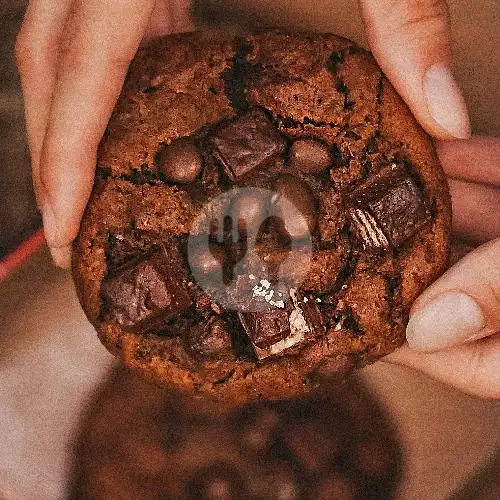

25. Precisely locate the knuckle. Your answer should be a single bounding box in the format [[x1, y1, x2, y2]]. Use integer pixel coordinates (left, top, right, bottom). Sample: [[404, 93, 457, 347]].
[[464, 341, 500, 399], [404, 0, 450, 28], [384, 0, 450, 40]]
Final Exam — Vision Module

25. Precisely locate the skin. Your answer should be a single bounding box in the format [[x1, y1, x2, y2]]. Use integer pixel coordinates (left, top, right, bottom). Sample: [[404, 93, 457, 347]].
[[15, 0, 499, 398]]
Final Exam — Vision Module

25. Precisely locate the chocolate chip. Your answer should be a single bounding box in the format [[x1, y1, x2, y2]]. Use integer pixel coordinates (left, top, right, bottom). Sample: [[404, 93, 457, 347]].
[[101, 247, 192, 333], [185, 463, 246, 500], [160, 137, 202, 184], [273, 175, 318, 239], [238, 294, 325, 360], [231, 189, 269, 235], [347, 163, 431, 251], [288, 138, 332, 174], [212, 108, 285, 179], [249, 246, 312, 289], [189, 243, 226, 275], [186, 319, 235, 361]]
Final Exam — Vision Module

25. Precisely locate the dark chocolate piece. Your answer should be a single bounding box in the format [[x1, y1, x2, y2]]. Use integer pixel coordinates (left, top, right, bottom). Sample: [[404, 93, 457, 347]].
[[212, 108, 285, 179], [106, 229, 158, 270], [288, 137, 332, 174], [186, 318, 235, 361], [273, 174, 318, 239], [230, 189, 270, 235], [347, 163, 430, 250], [101, 247, 192, 333], [238, 292, 325, 360], [160, 137, 202, 184]]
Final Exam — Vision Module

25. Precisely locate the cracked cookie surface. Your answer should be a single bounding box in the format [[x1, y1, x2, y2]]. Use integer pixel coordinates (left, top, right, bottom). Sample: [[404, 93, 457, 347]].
[[73, 30, 451, 403]]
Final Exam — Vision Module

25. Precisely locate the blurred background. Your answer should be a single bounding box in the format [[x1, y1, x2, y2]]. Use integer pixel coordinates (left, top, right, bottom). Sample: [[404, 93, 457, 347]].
[[0, 0, 499, 499], [0, 0, 40, 262]]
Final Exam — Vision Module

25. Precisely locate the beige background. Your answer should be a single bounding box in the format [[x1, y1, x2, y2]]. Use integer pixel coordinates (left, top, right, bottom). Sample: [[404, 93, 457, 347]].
[[0, 1, 499, 499]]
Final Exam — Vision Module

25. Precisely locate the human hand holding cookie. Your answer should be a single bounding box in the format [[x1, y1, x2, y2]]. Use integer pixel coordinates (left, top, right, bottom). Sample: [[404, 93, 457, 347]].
[[15, 0, 499, 398], [386, 136, 500, 399]]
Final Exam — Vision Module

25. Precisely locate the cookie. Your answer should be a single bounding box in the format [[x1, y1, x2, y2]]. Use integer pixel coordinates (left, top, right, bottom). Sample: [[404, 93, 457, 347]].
[[73, 30, 451, 402], [69, 367, 403, 499]]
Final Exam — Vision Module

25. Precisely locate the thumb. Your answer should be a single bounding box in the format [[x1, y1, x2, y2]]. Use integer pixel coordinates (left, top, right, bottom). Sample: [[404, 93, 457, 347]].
[[359, 0, 471, 139], [406, 238, 500, 351]]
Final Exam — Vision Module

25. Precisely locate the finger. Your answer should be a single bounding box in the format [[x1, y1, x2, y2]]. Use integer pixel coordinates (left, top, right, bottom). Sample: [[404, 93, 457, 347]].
[[169, 0, 194, 33], [384, 335, 500, 399], [449, 237, 475, 267], [144, 0, 171, 38], [448, 178, 500, 243], [359, 0, 470, 139], [144, 0, 194, 39], [38, 0, 156, 266], [437, 136, 500, 186], [15, 0, 73, 202], [405, 238, 500, 352]]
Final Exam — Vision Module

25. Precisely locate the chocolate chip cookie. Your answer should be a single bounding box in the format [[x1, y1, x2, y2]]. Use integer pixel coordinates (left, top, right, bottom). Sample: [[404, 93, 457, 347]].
[[69, 367, 403, 499], [73, 30, 451, 402]]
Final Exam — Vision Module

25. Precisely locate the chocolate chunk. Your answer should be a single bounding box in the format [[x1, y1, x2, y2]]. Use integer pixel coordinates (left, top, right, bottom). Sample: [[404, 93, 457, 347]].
[[347, 163, 430, 250], [106, 229, 157, 270], [288, 138, 332, 174], [186, 319, 235, 361], [273, 175, 318, 239], [101, 247, 192, 333], [231, 189, 270, 235], [185, 463, 246, 500], [250, 246, 312, 287], [212, 108, 285, 179], [238, 292, 325, 360], [160, 137, 202, 184]]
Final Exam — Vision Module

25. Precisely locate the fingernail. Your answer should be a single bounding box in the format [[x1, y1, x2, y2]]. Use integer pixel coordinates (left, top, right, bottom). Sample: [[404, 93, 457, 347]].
[[41, 201, 58, 245], [49, 245, 71, 269], [407, 291, 485, 351], [41, 203, 71, 268], [424, 64, 471, 139]]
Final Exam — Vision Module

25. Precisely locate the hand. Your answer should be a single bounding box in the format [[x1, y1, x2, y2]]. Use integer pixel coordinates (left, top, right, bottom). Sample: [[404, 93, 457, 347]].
[[385, 136, 500, 399], [359, 0, 470, 139], [16, 0, 470, 269], [15, 0, 193, 268]]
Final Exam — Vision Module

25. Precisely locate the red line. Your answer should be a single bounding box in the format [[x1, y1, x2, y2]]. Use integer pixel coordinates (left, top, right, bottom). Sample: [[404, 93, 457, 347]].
[[0, 229, 46, 281]]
